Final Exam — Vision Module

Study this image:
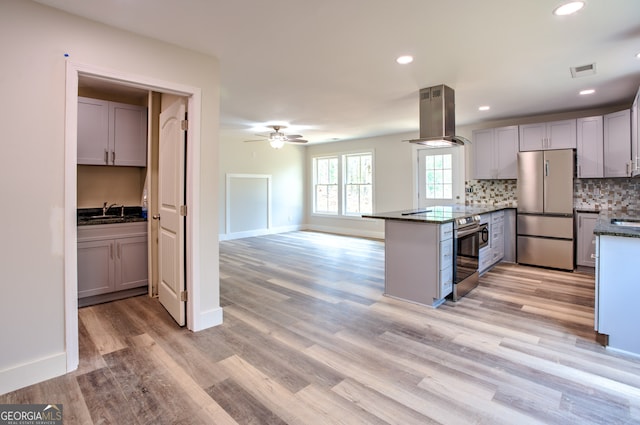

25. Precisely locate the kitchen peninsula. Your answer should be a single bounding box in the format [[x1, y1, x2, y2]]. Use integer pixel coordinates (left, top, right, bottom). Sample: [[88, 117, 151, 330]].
[[593, 211, 640, 356], [364, 205, 515, 307]]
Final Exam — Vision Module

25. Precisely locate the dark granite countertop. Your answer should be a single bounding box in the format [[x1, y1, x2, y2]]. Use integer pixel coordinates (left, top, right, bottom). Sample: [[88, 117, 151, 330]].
[[593, 210, 640, 238], [362, 204, 515, 224], [77, 207, 147, 226]]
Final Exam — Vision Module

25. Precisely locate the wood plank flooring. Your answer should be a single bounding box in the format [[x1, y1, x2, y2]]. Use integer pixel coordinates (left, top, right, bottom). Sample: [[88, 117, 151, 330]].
[[3, 230, 640, 424]]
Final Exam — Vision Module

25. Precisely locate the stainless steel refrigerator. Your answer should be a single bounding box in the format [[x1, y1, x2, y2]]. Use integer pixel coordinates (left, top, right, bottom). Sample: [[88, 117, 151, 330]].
[[517, 149, 574, 270]]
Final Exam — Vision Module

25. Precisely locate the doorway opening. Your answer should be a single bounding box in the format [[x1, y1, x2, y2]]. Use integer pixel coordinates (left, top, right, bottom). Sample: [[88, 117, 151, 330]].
[[417, 147, 465, 208], [64, 61, 203, 373]]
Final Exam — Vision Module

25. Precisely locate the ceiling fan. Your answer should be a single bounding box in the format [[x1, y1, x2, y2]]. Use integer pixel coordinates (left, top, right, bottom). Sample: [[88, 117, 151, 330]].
[[244, 125, 308, 149]]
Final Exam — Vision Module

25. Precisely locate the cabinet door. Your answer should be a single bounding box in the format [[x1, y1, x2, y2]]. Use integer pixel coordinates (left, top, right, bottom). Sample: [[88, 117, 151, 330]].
[[576, 116, 603, 178], [114, 235, 148, 291], [577, 213, 597, 267], [78, 239, 114, 298], [632, 90, 639, 177], [495, 126, 519, 178], [491, 213, 505, 264], [472, 128, 495, 179], [603, 110, 631, 178], [547, 119, 576, 149], [519, 123, 545, 151], [110, 102, 148, 167], [77, 97, 109, 165]]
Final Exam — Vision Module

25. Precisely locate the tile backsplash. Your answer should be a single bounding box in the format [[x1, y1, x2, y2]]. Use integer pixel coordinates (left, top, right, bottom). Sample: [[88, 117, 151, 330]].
[[465, 179, 517, 206], [574, 178, 640, 212], [465, 178, 640, 211]]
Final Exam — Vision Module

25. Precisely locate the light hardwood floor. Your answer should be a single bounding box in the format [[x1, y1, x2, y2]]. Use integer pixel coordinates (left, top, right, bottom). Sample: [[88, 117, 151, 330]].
[[3, 231, 640, 424]]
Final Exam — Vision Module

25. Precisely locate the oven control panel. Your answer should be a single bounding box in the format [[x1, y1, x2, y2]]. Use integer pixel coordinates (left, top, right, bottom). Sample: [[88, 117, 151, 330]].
[[456, 215, 481, 228]]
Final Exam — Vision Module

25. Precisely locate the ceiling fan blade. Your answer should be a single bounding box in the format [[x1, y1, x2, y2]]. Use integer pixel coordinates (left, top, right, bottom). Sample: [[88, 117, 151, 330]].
[[285, 134, 303, 140], [288, 139, 308, 144], [243, 139, 266, 143]]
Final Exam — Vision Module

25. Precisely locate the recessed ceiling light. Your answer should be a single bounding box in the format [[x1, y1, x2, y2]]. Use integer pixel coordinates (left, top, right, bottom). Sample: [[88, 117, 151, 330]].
[[636, 52, 640, 59], [553, 1, 585, 16], [579, 89, 595, 95], [478, 106, 490, 111], [396, 55, 413, 65]]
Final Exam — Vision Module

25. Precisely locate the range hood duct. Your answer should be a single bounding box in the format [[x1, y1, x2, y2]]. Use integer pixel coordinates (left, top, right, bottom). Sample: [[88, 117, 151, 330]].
[[405, 84, 469, 147]]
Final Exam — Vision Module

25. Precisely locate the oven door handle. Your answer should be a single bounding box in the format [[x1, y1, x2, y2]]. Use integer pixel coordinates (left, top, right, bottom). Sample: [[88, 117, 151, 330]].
[[455, 225, 480, 238]]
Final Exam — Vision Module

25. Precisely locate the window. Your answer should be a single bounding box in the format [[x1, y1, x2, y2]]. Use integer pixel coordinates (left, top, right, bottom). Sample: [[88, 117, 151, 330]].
[[313, 152, 373, 216], [314, 156, 338, 214], [344, 153, 372, 215], [425, 153, 453, 199]]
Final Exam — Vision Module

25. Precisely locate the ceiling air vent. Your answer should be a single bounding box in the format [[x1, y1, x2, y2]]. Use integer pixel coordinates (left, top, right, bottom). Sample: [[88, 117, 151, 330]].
[[570, 63, 596, 78]]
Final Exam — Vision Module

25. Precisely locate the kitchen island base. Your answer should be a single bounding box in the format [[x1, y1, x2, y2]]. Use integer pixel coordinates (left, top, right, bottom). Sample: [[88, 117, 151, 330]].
[[384, 220, 453, 307]]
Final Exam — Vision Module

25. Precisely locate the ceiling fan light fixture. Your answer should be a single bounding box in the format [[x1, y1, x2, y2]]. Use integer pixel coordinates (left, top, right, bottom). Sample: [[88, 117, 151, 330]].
[[396, 55, 413, 65], [269, 139, 285, 149], [553, 1, 585, 16]]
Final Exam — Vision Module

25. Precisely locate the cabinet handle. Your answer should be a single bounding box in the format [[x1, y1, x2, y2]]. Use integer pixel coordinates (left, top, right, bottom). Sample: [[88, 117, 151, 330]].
[[578, 164, 581, 177], [110, 243, 113, 260], [117, 242, 121, 259], [111, 151, 116, 164], [104, 149, 108, 164]]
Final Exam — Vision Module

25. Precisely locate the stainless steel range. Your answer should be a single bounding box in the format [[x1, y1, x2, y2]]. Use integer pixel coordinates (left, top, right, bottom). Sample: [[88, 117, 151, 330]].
[[452, 215, 481, 301]]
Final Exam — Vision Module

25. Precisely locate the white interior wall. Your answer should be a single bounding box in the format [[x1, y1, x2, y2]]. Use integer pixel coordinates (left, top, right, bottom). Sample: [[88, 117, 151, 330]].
[[304, 132, 419, 239], [218, 136, 305, 240], [0, 0, 220, 394]]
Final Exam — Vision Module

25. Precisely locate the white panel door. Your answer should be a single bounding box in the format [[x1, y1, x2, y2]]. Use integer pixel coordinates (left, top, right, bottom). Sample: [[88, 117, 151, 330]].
[[158, 98, 186, 326], [418, 147, 463, 208]]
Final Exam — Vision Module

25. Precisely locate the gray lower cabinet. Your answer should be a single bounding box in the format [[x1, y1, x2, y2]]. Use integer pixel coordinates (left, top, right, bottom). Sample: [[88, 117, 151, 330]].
[[384, 220, 453, 307], [576, 212, 598, 267], [78, 222, 148, 305]]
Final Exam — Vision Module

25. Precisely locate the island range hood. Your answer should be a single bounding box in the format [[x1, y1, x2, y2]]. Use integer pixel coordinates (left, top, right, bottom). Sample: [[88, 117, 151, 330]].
[[405, 84, 469, 147]]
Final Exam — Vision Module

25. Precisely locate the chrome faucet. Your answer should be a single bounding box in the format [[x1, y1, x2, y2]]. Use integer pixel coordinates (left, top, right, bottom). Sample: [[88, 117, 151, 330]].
[[103, 202, 121, 216]]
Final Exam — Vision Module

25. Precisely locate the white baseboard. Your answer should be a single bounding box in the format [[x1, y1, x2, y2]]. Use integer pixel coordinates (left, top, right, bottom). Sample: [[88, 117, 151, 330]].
[[192, 306, 223, 331], [219, 224, 303, 241], [305, 224, 384, 240], [0, 352, 67, 395], [220, 224, 384, 241]]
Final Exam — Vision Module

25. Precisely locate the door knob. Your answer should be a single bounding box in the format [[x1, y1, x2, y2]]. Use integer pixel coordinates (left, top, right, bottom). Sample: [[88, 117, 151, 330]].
[[152, 214, 161, 220]]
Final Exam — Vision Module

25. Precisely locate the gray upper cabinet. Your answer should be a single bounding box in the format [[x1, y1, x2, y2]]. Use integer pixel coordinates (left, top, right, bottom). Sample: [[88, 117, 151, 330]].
[[472, 125, 518, 179], [519, 119, 576, 151], [77, 96, 147, 167], [604, 109, 631, 177], [576, 116, 604, 178]]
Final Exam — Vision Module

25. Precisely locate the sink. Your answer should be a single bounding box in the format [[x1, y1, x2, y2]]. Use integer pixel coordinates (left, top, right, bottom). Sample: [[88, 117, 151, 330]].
[[610, 219, 640, 228]]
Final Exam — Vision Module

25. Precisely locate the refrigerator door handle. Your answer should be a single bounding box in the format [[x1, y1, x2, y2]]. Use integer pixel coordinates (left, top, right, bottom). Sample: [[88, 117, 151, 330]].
[[545, 160, 549, 177]]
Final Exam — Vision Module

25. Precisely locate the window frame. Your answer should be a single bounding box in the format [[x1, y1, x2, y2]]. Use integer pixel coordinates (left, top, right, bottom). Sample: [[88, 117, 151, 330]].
[[342, 152, 373, 216], [311, 150, 374, 218], [312, 155, 339, 215]]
